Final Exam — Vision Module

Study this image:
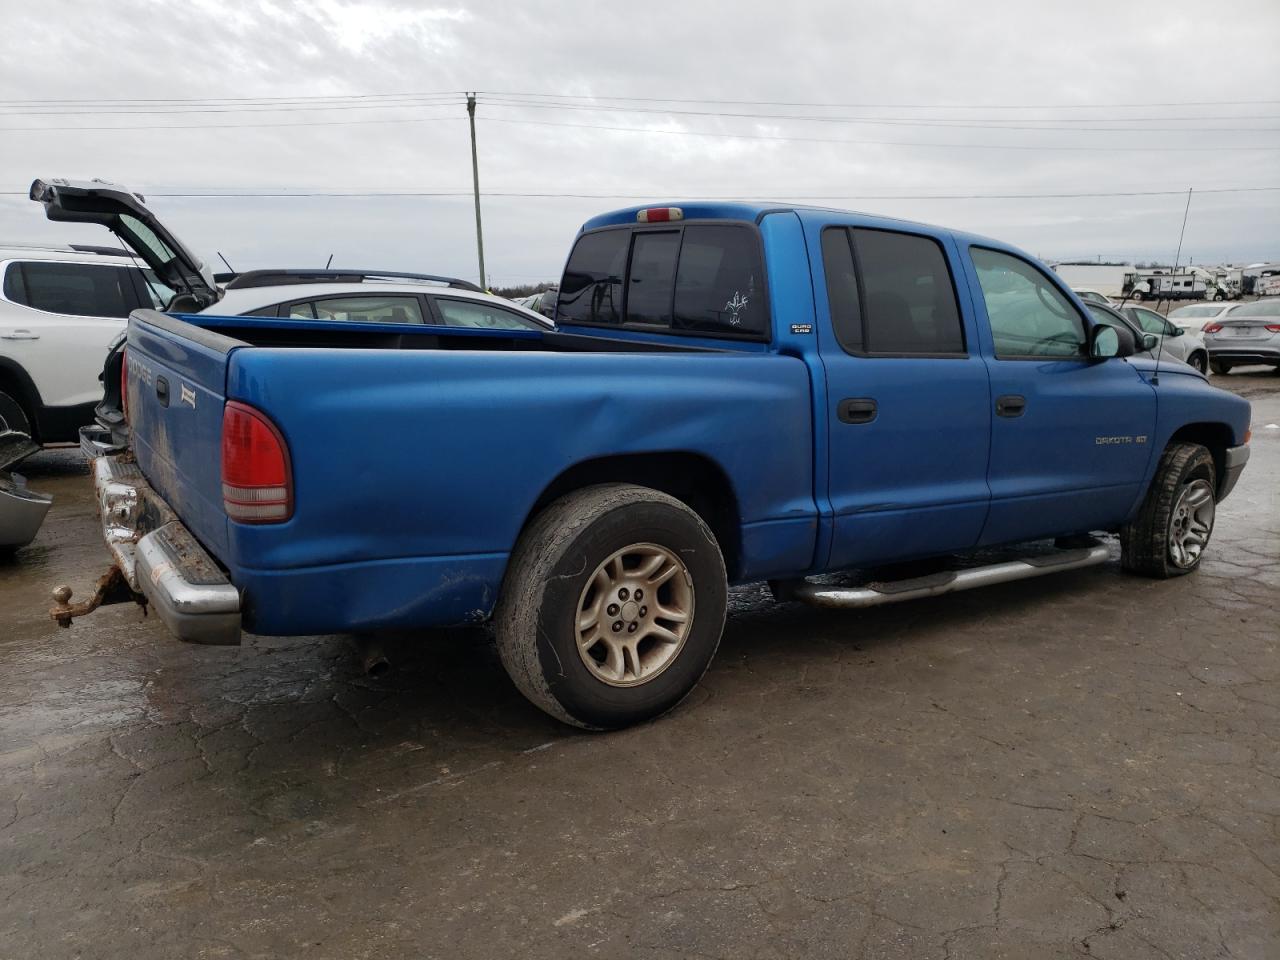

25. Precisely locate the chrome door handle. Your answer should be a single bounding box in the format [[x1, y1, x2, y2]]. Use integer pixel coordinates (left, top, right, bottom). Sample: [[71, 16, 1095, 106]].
[[1, 330, 40, 340]]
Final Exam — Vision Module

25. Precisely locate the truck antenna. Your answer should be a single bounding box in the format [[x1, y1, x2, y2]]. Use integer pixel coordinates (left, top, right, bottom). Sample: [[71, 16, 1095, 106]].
[[1152, 187, 1194, 387], [325, 253, 334, 268], [217, 251, 235, 273]]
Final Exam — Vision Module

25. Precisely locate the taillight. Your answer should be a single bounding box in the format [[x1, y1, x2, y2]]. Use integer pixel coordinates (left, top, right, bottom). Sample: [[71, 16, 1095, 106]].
[[120, 349, 129, 423], [1265, 324, 1280, 333], [1203, 323, 1223, 334], [221, 401, 292, 523]]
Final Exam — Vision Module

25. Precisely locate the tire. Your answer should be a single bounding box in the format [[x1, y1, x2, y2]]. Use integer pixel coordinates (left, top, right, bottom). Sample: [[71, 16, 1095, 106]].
[[1132, 290, 1145, 302], [0, 390, 32, 436], [1121, 443, 1216, 579], [495, 483, 727, 730], [1209, 360, 1232, 375], [1213, 292, 1225, 301], [1188, 352, 1208, 374]]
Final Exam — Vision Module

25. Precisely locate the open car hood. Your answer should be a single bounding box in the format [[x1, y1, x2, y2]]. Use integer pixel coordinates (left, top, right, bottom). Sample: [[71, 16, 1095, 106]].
[[30, 178, 219, 309]]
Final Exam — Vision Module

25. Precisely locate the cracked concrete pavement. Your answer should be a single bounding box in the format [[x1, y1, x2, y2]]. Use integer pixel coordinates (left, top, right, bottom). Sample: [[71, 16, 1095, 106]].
[[1, 371, 1277, 959]]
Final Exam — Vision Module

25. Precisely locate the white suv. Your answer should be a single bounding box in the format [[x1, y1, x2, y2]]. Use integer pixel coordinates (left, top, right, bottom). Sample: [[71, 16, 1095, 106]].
[[23, 178, 552, 450], [0, 243, 164, 441]]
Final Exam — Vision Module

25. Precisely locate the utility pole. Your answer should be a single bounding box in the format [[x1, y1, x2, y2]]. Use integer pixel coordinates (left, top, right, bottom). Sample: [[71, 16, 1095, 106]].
[[466, 92, 486, 290]]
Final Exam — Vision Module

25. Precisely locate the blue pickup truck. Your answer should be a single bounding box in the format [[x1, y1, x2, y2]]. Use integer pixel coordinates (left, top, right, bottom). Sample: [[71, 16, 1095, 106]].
[[47, 186, 1251, 729]]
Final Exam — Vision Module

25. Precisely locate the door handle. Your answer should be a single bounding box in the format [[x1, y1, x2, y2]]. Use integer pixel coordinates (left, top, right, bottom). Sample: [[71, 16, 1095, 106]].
[[838, 398, 878, 424], [155, 376, 170, 407], [996, 394, 1026, 418], [0, 329, 40, 340]]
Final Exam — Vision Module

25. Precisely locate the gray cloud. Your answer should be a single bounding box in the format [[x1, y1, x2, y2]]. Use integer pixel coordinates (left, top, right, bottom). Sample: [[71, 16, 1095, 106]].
[[1, 0, 1277, 285]]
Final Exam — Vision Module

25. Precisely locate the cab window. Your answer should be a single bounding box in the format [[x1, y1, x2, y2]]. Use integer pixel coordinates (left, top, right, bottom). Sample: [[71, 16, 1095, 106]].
[[971, 248, 1086, 359]]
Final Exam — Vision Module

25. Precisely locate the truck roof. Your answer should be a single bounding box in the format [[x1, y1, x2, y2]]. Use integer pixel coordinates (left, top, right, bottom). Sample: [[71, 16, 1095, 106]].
[[580, 202, 1011, 252]]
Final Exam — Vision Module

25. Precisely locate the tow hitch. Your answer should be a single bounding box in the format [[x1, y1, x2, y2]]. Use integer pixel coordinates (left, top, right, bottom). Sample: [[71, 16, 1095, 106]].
[[50, 565, 145, 628]]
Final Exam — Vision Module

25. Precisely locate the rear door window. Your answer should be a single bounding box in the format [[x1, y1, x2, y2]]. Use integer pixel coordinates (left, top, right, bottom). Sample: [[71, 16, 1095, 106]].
[[309, 296, 424, 324], [820, 227, 965, 355], [4, 261, 136, 317], [433, 298, 542, 330]]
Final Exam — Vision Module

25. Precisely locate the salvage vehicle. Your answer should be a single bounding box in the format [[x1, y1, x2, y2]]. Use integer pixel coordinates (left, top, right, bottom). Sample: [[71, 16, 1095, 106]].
[[1, 430, 52, 552], [47, 190, 1252, 730], [1085, 303, 1210, 375], [24, 179, 550, 457], [1203, 298, 1280, 373], [0, 242, 165, 443]]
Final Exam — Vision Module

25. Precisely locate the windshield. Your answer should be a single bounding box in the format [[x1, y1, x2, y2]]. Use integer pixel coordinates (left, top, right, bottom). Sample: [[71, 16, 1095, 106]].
[[1229, 300, 1280, 318], [1169, 304, 1223, 318]]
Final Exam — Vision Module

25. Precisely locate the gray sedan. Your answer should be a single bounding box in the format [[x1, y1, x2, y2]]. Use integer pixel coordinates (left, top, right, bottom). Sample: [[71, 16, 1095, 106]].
[[1202, 299, 1280, 374]]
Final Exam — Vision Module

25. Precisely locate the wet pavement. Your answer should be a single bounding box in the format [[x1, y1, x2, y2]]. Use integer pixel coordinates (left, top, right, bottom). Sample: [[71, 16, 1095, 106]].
[[2, 371, 1278, 960]]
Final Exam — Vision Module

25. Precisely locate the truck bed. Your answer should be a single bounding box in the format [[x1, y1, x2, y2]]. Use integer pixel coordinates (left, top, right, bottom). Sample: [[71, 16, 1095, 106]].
[[124, 310, 818, 634]]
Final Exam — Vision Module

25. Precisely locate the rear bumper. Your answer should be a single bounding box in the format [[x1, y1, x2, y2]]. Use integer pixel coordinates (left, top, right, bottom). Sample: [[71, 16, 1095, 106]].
[[94, 456, 241, 644], [1207, 345, 1280, 365], [1218, 444, 1250, 502]]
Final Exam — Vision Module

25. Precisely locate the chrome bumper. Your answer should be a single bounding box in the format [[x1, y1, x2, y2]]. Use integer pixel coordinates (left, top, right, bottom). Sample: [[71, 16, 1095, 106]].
[[1218, 444, 1250, 503], [80, 423, 125, 460], [93, 456, 241, 644]]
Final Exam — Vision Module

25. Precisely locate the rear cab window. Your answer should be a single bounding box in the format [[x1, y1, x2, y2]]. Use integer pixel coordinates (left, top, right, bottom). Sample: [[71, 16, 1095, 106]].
[[558, 222, 768, 339]]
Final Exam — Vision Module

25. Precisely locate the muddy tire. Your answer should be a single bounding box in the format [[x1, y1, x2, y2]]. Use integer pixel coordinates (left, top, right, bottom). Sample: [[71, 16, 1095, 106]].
[[0, 390, 32, 436], [495, 483, 727, 730], [1121, 443, 1216, 578]]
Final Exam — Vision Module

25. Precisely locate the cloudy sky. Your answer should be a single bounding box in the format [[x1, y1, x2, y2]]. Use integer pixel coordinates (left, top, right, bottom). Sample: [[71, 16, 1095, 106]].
[[1, 0, 1277, 287]]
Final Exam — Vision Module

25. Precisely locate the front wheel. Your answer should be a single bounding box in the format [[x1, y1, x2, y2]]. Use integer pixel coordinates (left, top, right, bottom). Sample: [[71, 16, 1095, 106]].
[[1131, 290, 1145, 302], [1188, 352, 1208, 374], [1121, 443, 1216, 578], [495, 484, 727, 729]]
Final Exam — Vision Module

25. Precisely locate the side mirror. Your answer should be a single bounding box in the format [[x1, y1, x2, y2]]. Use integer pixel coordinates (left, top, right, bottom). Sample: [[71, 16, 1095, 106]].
[[1089, 323, 1137, 359], [1168, 326, 1184, 338], [1139, 333, 1160, 351]]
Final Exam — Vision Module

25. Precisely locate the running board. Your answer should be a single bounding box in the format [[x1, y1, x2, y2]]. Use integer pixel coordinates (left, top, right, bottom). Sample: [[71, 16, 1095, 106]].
[[782, 544, 1111, 609]]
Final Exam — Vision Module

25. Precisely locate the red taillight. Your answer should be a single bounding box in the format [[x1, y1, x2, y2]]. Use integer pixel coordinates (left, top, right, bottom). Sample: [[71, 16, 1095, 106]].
[[637, 206, 683, 223], [1203, 323, 1223, 333], [221, 401, 292, 523], [120, 349, 129, 423], [1265, 324, 1280, 333]]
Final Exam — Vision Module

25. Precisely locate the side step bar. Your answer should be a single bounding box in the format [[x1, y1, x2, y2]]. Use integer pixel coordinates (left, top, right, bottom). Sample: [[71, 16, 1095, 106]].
[[780, 544, 1111, 609]]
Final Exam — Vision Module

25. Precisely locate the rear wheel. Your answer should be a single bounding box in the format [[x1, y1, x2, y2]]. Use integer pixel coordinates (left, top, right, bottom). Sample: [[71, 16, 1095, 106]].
[[1209, 359, 1232, 375], [1121, 443, 1216, 578], [0, 390, 32, 436], [495, 484, 727, 729]]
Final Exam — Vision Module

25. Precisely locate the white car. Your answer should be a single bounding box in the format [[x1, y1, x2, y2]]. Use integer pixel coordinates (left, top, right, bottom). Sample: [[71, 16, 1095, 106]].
[[1072, 288, 1116, 307], [0, 242, 165, 441], [21, 178, 552, 449], [1166, 301, 1244, 336]]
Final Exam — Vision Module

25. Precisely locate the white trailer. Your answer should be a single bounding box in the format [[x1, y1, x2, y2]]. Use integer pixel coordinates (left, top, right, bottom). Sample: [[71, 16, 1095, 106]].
[[1049, 263, 1134, 298]]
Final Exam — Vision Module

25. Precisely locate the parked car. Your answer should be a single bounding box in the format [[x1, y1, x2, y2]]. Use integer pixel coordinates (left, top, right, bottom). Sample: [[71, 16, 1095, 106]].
[[0, 242, 171, 442], [51, 197, 1251, 731], [1072, 288, 1115, 306], [1167, 301, 1242, 335], [28, 179, 550, 456], [1202, 298, 1280, 373], [1083, 302, 1209, 373], [0, 429, 51, 552]]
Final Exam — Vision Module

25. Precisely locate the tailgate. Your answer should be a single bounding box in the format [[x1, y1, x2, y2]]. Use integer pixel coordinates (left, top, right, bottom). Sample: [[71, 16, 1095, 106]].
[[125, 310, 242, 563]]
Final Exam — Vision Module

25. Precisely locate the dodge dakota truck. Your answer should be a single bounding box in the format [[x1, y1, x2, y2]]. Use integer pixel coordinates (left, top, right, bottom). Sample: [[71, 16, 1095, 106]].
[[47, 185, 1251, 729]]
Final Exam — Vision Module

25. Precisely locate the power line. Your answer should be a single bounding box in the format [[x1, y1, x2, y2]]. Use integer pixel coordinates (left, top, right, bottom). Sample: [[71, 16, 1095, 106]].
[[0, 115, 466, 132], [480, 97, 1280, 130], [3, 187, 1275, 200], [481, 116, 1280, 152], [0, 97, 466, 117]]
